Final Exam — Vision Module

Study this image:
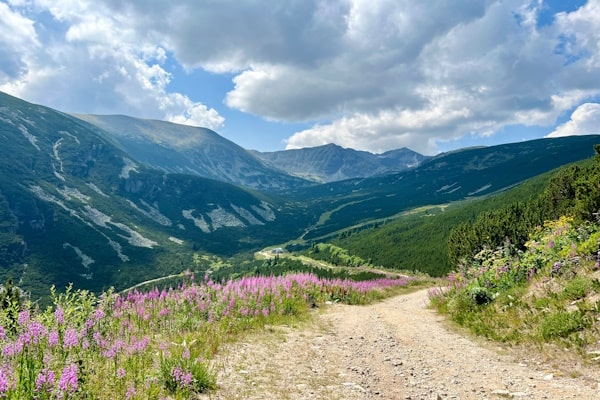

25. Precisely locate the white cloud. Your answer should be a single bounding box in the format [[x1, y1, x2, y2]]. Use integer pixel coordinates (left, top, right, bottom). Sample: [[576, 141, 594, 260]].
[[283, 0, 600, 153], [2, 0, 600, 153], [554, 0, 600, 70], [163, 93, 224, 129], [0, 0, 224, 130], [547, 103, 600, 138], [0, 2, 40, 80]]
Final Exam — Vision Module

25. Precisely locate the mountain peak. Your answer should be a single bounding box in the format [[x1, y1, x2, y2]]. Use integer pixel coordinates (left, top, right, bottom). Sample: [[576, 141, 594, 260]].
[[254, 145, 427, 182], [72, 114, 310, 191]]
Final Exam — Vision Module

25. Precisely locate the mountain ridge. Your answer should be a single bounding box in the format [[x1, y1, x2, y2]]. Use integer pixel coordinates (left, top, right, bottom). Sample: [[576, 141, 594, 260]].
[[72, 113, 311, 191], [0, 91, 310, 300], [253, 143, 427, 182]]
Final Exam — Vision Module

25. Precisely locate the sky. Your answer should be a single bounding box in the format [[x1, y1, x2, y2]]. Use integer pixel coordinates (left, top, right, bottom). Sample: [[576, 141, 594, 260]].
[[1, 0, 600, 155]]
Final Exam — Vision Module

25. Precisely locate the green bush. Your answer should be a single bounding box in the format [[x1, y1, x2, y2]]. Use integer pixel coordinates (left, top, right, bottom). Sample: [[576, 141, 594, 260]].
[[561, 276, 595, 301], [539, 311, 586, 339]]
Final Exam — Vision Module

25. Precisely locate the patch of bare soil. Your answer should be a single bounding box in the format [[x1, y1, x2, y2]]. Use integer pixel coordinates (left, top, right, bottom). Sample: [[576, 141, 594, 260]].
[[204, 289, 600, 399]]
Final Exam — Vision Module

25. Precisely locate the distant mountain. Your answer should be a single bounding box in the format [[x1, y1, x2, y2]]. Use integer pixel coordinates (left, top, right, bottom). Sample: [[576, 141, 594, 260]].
[[0, 92, 310, 301], [72, 114, 310, 191], [253, 143, 427, 182], [292, 135, 600, 240]]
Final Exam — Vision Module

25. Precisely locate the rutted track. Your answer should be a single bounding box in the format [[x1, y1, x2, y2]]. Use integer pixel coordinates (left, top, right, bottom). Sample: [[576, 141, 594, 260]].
[[208, 289, 599, 399]]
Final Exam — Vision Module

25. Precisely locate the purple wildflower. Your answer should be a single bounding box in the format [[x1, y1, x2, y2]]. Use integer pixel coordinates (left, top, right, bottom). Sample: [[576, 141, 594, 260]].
[[27, 320, 47, 345], [17, 309, 30, 327], [54, 307, 65, 325], [125, 386, 136, 399], [182, 348, 190, 360], [58, 364, 78, 395], [35, 368, 55, 393], [2, 340, 23, 357], [172, 367, 193, 389], [93, 308, 105, 321], [63, 328, 79, 349], [0, 368, 12, 395]]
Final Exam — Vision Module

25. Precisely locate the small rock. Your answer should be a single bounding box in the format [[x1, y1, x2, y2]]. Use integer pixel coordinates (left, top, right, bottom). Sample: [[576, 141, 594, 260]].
[[491, 389, 511, 397], [543, 373, 553, 381], [510, 392, 528, 398]]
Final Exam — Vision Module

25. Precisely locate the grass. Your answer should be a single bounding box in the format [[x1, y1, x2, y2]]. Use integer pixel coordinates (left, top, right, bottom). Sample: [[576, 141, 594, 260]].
[[430, 216, 600, 363], [0, 272, 416, 398]]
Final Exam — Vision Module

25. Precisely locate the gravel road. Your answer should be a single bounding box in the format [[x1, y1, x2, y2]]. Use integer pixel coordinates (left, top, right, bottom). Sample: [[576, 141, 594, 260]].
[[208, 289, 600, 399]]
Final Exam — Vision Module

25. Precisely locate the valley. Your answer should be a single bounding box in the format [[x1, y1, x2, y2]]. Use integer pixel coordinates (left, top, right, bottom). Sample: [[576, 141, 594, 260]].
[[2, 90, 600, 302]]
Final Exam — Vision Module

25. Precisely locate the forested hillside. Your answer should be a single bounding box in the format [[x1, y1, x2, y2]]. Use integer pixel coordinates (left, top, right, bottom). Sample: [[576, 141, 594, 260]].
[[330, 147, 600, 277], [448, 145, 600, 265], [329, 164, 556, 276]]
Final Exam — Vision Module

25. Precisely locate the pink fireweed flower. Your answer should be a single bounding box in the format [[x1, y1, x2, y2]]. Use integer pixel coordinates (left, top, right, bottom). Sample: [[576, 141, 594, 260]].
[[2, 340, 23, 357], [0, 367, 13, 395], [63, 328, 78, 349], [182, 347, 190, 360], [57, 364, 77, 395], [116, 367, 126, 379], [102, 339, 126, 359], [125, 386, 136, 399], [35, 368, 55, 393], [92, 331, 103, 346], [54, 307, 65, 325], [17, 309, 30, 327], [93, 308, 105, 321], [128, 337, 150, 355], [0, 326, 5, 341], [27, 320, 47, 345], [48, 331, 60, 347], [172, 367, 193, 388]]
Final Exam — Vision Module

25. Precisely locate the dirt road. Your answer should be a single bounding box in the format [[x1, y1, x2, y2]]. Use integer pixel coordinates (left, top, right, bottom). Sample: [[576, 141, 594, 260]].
[[208, 289, 600, 399]]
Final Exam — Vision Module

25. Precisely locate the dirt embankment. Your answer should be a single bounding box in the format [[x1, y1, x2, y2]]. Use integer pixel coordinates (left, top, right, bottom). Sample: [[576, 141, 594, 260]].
[[206, 289, 600, 399]]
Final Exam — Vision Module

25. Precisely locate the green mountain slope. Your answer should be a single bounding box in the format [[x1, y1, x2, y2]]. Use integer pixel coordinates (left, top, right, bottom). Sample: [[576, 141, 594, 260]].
[[73, 114, 311, 191], [0, 92, 311, 301], [329, 166, 561, 276], [294, 136, 600, 240]]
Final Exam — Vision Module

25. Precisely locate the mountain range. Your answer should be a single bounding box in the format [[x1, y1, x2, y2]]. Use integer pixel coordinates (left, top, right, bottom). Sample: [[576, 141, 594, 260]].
[[1, 90, 600, 301], [252, 144, 427, 182]]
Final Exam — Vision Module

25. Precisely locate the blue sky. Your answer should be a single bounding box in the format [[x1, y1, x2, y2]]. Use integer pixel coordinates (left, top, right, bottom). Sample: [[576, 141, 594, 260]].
[[1, 0, 600, 155]]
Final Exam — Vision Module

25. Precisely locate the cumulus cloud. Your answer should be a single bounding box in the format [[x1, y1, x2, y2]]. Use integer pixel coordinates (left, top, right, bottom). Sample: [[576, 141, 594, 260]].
[[547, 103, 600, 137], [284, 0, 600, 153], [2, 0, 600, 153], [0, 2, 40, 80], [0, 0, 224, 130]]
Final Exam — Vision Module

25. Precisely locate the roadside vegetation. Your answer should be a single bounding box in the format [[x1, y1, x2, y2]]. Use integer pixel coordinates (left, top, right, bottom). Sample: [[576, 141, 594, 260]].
[[0, 272, 414, 398], [430, 146, 600, 362]]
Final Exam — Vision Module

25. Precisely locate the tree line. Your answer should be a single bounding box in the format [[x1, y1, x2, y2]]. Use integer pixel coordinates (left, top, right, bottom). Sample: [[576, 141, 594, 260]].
[[448, 145, 600, 266]]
